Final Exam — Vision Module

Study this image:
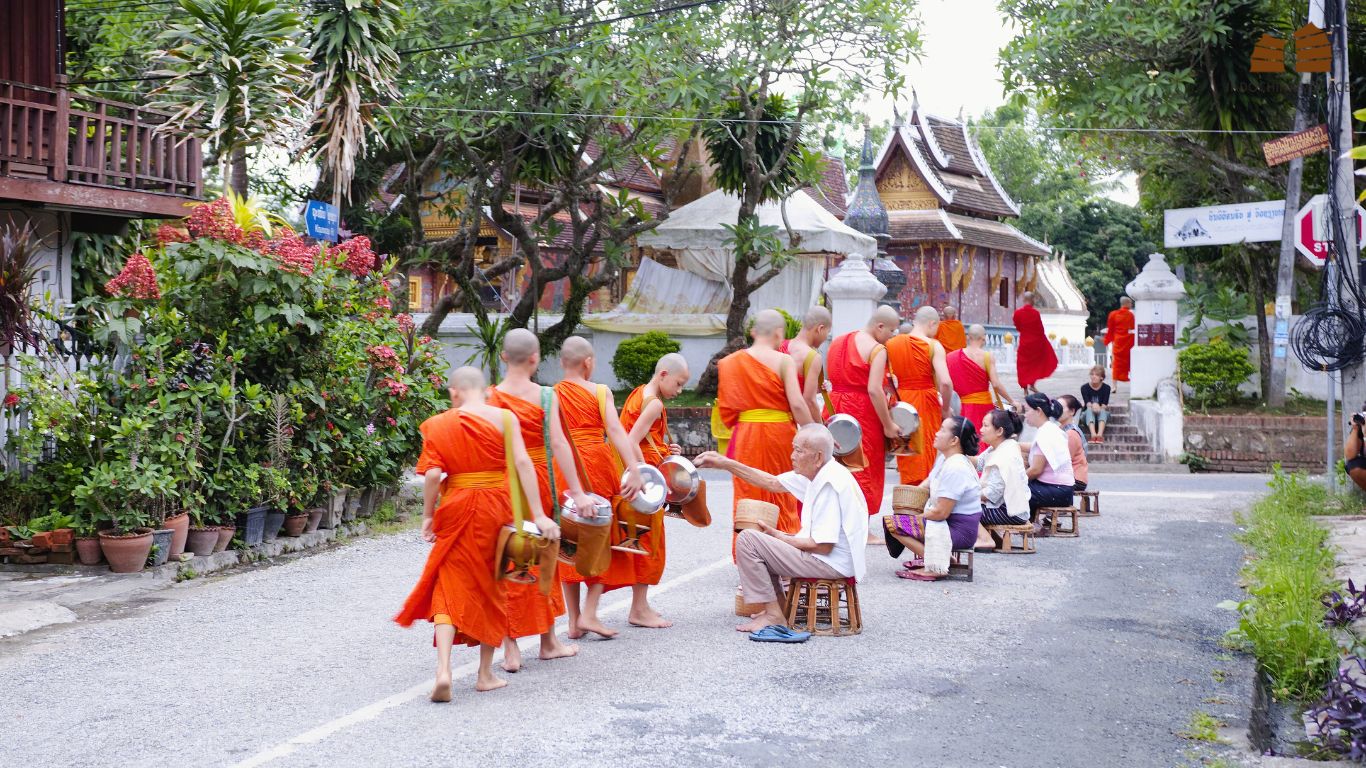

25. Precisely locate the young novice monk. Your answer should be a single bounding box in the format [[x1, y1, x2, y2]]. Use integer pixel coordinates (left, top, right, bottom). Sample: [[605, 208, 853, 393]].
[[394, 366, 559, 700], [555, 336, 645, 639], [619, 352, 690, 629], [487, 328, 598, 671]]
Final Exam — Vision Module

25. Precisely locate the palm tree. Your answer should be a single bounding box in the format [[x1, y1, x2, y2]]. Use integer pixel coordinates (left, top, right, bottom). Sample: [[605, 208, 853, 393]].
[[149, 0, 311, 196]]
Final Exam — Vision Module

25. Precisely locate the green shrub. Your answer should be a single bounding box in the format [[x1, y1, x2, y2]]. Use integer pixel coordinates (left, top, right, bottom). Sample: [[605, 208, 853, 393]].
[[611, 331, 681, 389], [1224, 470, 1338, 700], [1179, 340, 1255, 408], [744, 307, 800, 342]]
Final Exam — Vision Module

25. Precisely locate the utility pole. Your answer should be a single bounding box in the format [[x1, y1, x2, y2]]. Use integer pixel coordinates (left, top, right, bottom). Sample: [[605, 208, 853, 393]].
[[1332, 0, 1363, 442], [1270, 0, 1324, 407]]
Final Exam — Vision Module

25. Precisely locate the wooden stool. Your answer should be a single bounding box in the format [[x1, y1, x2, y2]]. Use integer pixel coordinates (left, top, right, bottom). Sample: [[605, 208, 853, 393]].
[[1076, 490, 1100, 517], [986, 524, 1036, 554], [784, 577, 862, 636], [948, 549, 974, 582], [1040, 506, 1079, 538]]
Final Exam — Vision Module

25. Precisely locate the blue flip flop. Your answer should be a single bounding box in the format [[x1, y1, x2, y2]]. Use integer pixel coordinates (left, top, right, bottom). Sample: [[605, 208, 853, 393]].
[[748, 624, 812, 643]]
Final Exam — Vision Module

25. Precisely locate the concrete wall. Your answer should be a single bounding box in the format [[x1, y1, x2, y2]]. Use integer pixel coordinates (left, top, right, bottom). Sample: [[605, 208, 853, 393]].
[[1182, 414, 1329, 473]]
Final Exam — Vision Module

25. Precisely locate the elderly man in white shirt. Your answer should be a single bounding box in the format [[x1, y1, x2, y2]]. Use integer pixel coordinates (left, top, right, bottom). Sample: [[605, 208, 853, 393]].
[[697, 424, 869, 637]]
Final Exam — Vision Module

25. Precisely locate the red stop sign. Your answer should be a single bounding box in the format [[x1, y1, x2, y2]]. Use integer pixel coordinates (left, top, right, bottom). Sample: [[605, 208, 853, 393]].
[[1296, 194, 1365, 268]]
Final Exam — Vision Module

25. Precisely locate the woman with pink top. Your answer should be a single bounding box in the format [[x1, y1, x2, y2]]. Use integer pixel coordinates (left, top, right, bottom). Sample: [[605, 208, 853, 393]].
[[1056, 394, 1089, 491], [1023, 393, 1075, 516]]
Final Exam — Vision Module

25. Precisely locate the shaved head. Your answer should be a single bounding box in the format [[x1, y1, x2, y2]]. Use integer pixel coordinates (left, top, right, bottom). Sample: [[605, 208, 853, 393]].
[[868, 305, 900, 329], [802, 305, 832, 329], [1120, 296, 1133, 308], [1021, 291, 1035, 305], [913, 305, 940, 325], [655, 352, 688, 376], [898, 322, 913, 335], [942, 305, 957, 319], [795, 423, 835, 463], [559, 335, 594, 367], [752, 309, 787, 339], [501, 328, 539, 366], [967, 323, 987, 340], [448, 365, 486, 392]]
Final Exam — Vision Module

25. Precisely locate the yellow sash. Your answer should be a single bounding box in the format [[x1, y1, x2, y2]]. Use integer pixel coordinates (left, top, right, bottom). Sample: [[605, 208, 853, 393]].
[[738, 408, 793, 423], [448, 470, 505, 489]]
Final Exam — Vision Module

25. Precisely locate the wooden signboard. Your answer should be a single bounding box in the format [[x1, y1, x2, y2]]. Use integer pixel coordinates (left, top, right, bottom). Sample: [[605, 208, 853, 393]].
[[1262, 124, 1329, 166]]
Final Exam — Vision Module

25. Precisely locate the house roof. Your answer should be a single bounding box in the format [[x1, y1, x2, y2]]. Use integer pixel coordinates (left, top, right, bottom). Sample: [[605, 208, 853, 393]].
[[803, 155, 850, 218], [885, 209, 1050, 258]]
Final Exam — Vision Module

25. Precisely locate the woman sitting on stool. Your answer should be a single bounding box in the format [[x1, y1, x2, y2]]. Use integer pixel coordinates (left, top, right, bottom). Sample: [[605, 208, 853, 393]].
[[1057, 394, 1090, 492], [977, 409, 1031, 542], [885, 416, 984, 581], [1023, 393, 1075, 519]]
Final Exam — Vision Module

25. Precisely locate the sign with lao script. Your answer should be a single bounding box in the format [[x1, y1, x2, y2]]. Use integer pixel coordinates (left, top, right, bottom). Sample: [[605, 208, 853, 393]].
[[1163, 200, 1284, 248], [1262, 124, 1330, 166], [304, 200, 340, 242]]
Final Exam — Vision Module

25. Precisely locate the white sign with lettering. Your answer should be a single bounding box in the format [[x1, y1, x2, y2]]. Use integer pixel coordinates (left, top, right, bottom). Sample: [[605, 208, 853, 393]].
[[1163, 200, 1285, 248]]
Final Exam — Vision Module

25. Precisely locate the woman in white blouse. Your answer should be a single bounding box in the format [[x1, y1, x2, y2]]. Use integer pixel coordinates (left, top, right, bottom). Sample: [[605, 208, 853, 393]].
[[977, 408, 1031, 532], [883, 416, 983, 582]]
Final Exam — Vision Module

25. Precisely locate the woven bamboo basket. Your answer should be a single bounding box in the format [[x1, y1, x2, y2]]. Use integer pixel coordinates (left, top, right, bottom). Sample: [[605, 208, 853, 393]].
[[734, 499, 780, 531], [735, 592, 767, 617], [892, 484, 929, 511]]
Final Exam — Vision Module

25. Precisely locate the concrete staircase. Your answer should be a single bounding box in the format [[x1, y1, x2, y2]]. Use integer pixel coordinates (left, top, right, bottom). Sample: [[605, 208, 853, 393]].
[[996, 366, 1161, 465]]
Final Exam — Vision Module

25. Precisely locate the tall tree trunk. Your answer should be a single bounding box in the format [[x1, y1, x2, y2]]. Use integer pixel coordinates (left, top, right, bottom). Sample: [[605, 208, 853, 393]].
[[229, 147, 249, 198]]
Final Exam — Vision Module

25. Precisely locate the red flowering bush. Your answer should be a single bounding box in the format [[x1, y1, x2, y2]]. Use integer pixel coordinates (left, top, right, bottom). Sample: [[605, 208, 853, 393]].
[[335, 235, 377, 277], [185, 197, 244, 243], [373, 295, 391, 311], [2, 392, 18, 409], [104, 253, 161, 299], [366, 344, 402, 371], [381, 377, 409, 398], [155, 224, 189, 245], [263, 229, 320, 276], [395, 313, 415, 333]]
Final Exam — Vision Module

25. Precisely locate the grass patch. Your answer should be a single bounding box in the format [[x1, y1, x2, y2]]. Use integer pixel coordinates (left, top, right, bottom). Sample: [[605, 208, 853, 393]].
[[1190, 393, 1326, 417], [1210, 669, 1227, 683], [1179, 711, 1225, 742], [1225, 470, 1339, 701], [613, 389, 714, 408]]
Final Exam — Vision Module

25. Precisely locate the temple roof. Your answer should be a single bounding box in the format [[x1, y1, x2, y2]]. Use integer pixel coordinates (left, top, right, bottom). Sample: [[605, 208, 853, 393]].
[[885, 209, 1050, 258]]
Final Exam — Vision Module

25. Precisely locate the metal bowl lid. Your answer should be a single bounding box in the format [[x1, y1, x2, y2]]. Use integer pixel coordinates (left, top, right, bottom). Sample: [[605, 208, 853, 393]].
[[825, 414, 862, 456], [623, 463, 668, 512], [659, 456, 700, 504], [890, 402, 920, 436], [561, 491, 612, 521]]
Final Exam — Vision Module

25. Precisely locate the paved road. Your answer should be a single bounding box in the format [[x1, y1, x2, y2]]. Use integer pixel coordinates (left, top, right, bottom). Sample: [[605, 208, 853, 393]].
[[0, 472, 1270, 767]]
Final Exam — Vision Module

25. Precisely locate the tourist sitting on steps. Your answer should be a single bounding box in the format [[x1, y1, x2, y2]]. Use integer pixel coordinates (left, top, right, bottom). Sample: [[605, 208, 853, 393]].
[[1347, 407, 1366, 494], [1022, 393, 1075, 519], [1079, 365, 1111, 443]]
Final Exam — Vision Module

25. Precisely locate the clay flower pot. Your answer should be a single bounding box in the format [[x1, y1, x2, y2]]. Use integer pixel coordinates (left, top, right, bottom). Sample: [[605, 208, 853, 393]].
[[304, 508, 323, 533], [75, 537, 103, 566], [282, 513, 308, 537], [212, 526, 235, 553], [186, 527, 218, 557], [163, 512, 189, 558], [98, 529, 154, 574]]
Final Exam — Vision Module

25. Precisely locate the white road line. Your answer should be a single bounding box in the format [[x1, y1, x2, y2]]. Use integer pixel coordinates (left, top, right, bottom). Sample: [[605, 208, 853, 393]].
[[231, 555, 733, 768]]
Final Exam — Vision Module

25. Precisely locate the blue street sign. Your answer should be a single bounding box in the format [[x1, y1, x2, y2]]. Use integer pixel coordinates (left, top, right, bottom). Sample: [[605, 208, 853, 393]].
[[304, 199, 340, 242]]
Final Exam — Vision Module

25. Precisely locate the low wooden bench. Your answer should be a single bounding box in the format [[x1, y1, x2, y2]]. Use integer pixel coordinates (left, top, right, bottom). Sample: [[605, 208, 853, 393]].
[[1076, 490, 1100, 517], [947, 549, 974, 581], [1039, 506, 1080, 538], [785, 577, 862, 636], [986, 523, 1036, 554]]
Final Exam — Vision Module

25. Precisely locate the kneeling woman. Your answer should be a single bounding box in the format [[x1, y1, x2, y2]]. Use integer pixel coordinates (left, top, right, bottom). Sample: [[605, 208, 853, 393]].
[[884, 416, 983, 581]]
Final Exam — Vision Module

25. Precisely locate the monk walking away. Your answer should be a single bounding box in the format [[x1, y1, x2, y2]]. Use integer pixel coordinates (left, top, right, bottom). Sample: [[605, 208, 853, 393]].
[[781, 306, 833, 423], [620, 352, 690, 629], [554, 336, 645, 640], [945, 323, 1016, 431], [1013, 291, 1057, 395], [886, 306, 953, 485], [1105, 296, 1135, 384], [935, 305, 967, 353], [394, 366, 560, 701], [487, 328, 597, 672], [717, 309, 814, 537], [827, 305, 899, 541]]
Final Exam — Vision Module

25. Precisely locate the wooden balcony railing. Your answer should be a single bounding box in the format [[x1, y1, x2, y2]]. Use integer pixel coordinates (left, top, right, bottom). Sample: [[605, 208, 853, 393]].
[[0, 79, 202, 201]]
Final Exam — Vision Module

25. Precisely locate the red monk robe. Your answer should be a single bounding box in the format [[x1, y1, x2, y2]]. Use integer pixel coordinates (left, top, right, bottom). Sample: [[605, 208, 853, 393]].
[[717, 351, 800, 533], [553, 381, 634, 591], [826, 332, 887, 518], [886, 334, 942, 485], [619, 386, 668, 585], [936, 319, 967, 353], [486, 390, 567, 638], [1104, 306, 1135, 383], [1013, 303, 1058, 389], [394, 410, 513, 647], [946, 348, 995, 434]]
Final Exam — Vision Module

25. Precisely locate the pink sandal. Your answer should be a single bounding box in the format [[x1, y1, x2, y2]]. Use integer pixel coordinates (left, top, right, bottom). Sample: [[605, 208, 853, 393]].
[[896, 568, 944, 582]]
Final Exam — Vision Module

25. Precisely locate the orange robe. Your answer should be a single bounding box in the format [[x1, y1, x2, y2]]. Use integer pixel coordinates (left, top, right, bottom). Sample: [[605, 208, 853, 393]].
[[936, 319, 967, 353], [619, 386, 668, 586], [717, 351, 799, 534], [827, 332, 887, 517], [946, 348, 994, 433], [553, 381, 634, 591], [1104, 307, 1135, 383], [394, 410, 512, 647], [886, 334, 942, 485], [486, 389, 567, 638]]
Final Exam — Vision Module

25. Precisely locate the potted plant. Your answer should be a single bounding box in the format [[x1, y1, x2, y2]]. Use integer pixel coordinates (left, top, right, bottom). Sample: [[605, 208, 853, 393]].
[[163, 506, 190, 560], [234, 462, 270, 547], [73, 465, 154, 574], [74, 520, 103, 566], [186, 507, 219, 557]]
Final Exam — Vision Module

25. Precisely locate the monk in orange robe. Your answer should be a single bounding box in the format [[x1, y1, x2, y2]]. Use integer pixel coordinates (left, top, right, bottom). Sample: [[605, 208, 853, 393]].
[[717, 309, 813, 537], [779, 305, 833, 423], [487, 328, 598, 671], [827, 306, 899, 538], [886, 306, 954, 486], [620, 352, 690, 628], [1105, 296, 1135, 383], [554, 336, 645, 640], [394, 366, 558, 700], [946, 322, 1016, 432], [935, 305, 967, 353]]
